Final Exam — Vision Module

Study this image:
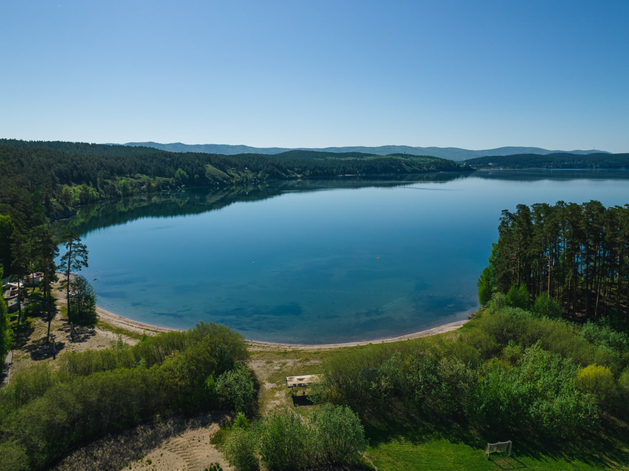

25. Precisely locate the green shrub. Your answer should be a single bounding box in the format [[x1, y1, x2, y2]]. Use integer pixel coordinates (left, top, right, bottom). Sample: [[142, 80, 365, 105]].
[[531, 293, 562, 319], [258, 409, 310, 471], [505, 284, 530, 310], [580, 322, 629, 352], [23, 302, 43, 318], [216, 367, 256, 415], [486, 292, 507, 314], [234, 412, 249, 430], [310, 404, 368, 465], [224, 428, 258, 471], [0, 441, 29, 471], [619, 369, 629, 405], [576, 364, 617, 408], [474, 343, 599, 437]]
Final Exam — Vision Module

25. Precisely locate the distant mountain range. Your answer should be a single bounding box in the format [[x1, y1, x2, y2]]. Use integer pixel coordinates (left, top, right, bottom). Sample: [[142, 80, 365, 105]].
[[124, 142, 608, 162]]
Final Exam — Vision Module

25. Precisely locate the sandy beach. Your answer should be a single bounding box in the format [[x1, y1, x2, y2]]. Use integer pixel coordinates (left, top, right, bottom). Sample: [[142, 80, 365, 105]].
[[96, 304, 470, 350]]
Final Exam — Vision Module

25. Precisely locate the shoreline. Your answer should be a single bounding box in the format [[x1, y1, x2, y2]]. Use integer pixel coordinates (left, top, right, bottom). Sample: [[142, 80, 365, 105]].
[[96, 304, 470, 350]]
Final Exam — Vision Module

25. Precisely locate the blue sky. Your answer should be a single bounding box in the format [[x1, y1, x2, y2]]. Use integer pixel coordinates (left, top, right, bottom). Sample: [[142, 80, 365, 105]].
[[1, 0, 628, 152]]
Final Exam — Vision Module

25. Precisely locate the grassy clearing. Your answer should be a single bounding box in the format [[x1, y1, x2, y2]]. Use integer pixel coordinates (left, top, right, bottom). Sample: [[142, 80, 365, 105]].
[[248, 346, 336, 414], [368, 437, 622, 471]]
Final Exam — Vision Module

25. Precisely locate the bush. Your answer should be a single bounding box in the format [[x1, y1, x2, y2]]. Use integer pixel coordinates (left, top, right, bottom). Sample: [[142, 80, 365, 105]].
[[216, 367, 256, 415], [505, 284, 530, 310], [23, 302, 43, 318], [224, 428, 258, 471], [310, 404, 367, 465], [234, 412, 249, 430], [258, 409, 310, 471], [619, 369, 629, 404], [486, 292, 507, 314], [0, 441, 28, 471], [576, 365, 617, 408], [532, 293, 562, 319], [580, 322, 629, 352], [474, 343, 599, 437]]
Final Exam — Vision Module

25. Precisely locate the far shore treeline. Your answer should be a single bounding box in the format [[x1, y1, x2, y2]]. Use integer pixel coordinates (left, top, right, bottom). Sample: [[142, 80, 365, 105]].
[[466, 152, 629, 169]]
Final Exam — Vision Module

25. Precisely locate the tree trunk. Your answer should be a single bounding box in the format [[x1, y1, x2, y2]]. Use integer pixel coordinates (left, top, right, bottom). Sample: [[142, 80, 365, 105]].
[[66, 241, 73, 319], [548, 248, 552, 296]]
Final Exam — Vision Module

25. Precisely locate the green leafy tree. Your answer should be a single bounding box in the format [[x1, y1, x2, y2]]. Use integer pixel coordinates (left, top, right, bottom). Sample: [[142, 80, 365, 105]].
[[68, 275, 96, 323], [58, 230, 88, 319], [0, 215, 15, 274], [505, 283, 530, 310], [258, 409, 309, 471], [310, 404, 368, 465], [10, 234, 30, 329], [0, 441, 29, 471], [576, 364, 617, 408], [215, 367, 256, 414], [175, 168, 189, 186], [478, 243, 497, 305], [532, 292, 562, 319], [224, 428, 258, 471], [619, 369, 629, 404]]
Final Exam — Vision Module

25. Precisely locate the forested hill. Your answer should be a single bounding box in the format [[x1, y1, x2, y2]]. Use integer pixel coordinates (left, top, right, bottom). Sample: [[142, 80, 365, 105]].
[[0, 139, 471, 237], [465, 152, 629, 169], [125, 141, 607, 161]]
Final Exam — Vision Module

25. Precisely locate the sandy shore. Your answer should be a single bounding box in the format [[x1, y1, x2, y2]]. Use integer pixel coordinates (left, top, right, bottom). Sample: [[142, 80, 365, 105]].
[[96, 306, 176, 336], [96, 304, 469, 350]]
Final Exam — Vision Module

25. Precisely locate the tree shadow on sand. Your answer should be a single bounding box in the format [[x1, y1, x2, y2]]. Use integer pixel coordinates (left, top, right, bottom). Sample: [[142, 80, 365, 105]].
[[49, 412, 231, 471]]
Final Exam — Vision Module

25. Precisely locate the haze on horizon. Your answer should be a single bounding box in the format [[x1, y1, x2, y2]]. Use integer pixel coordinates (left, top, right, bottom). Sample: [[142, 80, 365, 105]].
[[1, 0, 628, 153]]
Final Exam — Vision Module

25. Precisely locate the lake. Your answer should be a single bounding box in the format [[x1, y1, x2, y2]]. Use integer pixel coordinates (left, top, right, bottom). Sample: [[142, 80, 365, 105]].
[[65, 169, 629, 344]]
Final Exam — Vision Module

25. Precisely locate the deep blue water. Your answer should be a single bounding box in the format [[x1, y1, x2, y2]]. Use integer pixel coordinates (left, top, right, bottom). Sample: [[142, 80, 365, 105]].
[[69, 170, 629, 344]]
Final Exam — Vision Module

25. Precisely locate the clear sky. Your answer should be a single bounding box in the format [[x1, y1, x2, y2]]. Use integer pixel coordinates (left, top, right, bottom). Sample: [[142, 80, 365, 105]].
[[1, 0, 628, 152]]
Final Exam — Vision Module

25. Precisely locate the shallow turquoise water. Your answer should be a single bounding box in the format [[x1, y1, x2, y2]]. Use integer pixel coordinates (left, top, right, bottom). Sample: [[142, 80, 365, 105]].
[[70, 170, 629, 343]]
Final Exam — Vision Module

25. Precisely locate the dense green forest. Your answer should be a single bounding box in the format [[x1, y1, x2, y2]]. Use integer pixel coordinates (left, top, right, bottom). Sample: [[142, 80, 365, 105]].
[[466, 152, 629, 169], [478, 201, 629, 325]]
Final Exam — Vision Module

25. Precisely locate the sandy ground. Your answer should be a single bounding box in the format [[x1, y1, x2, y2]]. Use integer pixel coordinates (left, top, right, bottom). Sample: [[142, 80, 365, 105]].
[[246, 319, 469, 350], [51, 413, 233, 471], [8, 294, 140, 378]]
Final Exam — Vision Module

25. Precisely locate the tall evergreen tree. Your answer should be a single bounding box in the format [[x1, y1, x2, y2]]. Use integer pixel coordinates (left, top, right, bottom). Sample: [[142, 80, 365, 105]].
[[0, 265, 11, 366], [32, 225, 59, 340], [58, 230, 88, 320], [10, 233, 30, 330]]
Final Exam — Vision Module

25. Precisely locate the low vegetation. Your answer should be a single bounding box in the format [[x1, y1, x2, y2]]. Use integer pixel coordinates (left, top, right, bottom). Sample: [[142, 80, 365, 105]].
[[0, 322, 252, 471], [222, 405, 368, 470]]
